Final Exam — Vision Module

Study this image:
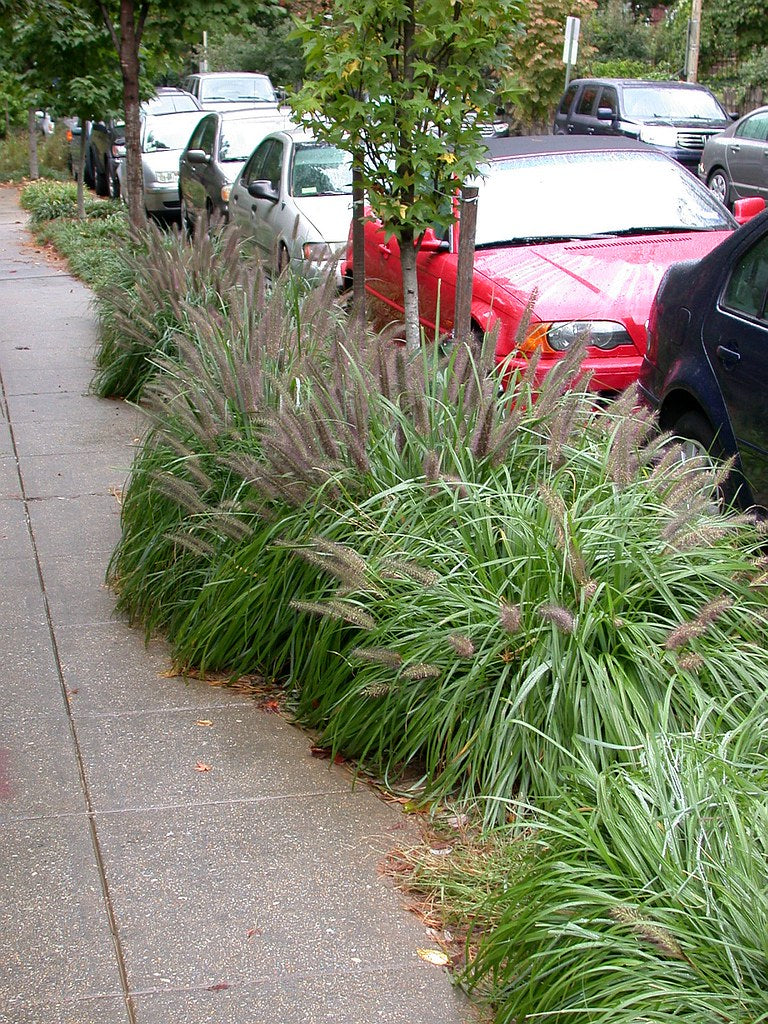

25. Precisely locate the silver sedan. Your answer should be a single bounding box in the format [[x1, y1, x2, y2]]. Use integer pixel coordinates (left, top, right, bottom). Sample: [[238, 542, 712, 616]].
[[117, 110, 206, 218], [229, 129, 352, 283]]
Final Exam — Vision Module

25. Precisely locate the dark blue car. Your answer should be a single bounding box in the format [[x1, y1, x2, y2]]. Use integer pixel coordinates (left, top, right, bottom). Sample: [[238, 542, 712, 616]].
[[638, 200, 768, 509]]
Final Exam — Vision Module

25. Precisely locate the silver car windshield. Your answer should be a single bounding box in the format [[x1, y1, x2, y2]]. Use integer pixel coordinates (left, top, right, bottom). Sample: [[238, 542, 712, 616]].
[[474, 150, 732, 246], [622, 87, 725, 121], [142, 113, 204, 153], [290, 143, 352, 196]]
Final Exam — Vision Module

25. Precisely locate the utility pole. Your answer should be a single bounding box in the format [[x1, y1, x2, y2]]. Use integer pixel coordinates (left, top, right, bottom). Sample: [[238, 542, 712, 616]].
[[685, 0, 702, 82]]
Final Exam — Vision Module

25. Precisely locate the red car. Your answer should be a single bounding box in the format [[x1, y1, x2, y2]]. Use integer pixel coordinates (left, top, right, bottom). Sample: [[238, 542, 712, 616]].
[[347, 136, 757, 394]]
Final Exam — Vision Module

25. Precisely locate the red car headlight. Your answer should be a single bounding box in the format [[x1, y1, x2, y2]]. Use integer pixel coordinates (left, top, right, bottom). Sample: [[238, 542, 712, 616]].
[[521, 321, 633, 354]]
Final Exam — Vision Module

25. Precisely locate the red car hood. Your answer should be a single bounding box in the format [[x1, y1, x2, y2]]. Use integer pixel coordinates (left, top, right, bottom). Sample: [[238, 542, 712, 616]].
[[474, 231, 732, 328]]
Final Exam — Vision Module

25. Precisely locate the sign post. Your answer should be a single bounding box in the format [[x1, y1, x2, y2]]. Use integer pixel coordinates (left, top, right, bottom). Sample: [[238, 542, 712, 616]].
[[563, 16, 580, 89]]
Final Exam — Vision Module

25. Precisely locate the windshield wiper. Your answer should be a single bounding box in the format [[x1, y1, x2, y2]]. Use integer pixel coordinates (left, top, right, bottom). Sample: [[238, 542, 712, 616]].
[[606, 225, 721, 236], [476, 233, 611, 248]]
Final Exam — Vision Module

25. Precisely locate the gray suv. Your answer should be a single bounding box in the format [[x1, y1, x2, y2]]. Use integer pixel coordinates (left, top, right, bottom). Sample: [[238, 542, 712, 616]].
[[553, 78, 731, 170]]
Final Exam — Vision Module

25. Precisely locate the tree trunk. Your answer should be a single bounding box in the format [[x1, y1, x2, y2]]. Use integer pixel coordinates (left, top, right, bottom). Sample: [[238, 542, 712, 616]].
[[77, 130, 87, 221], [118, 0, 146, 229], [27, 107, 39, 180], [453, 185, 479, 346], [351, 153, 366, 323], [399, 225, 421, 351]]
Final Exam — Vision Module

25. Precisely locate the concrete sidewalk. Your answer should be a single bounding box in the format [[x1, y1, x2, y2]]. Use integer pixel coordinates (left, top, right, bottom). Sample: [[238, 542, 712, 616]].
[[0, 186, 469, 1024]]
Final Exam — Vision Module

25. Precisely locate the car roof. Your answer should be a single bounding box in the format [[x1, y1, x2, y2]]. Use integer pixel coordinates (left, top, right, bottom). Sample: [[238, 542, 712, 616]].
[[187, 71, 270, 81], [484, 134, 658, 160], [567, 77, 715, 91]]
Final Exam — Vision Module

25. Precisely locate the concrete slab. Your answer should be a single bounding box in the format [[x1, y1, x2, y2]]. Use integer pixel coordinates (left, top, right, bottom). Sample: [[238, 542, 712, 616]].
[[56, 622, 254, 716], [0, 496, 32, 551], [0, 623, 60, 713], [76, 705, 351, 812], [27, 493, 124, 560], [0, 706, 86, 822], [95, 799, 458, 996], [0, 995, 129, 1024], [0, 456, 22, 498], [0, 816, 126, 1010], [132, 967, 469, 1024], [37, 551, 117, 628], [0, 565, 48, 630], [2, 365, 96, 397], [19, 450, 131, 500]]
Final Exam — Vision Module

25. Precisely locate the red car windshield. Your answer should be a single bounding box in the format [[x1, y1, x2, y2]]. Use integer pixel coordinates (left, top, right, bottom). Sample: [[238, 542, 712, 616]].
[[473, 150, 733, 247]]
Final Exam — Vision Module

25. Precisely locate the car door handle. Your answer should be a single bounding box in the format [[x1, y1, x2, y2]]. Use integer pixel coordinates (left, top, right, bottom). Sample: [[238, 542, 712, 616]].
[[716, 344, 740, 368], [378, 243, 391, 259], [587, 126, 595, 134]]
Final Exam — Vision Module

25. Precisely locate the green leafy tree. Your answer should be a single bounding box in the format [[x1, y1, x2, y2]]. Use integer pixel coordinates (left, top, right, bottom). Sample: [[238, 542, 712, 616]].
[[505, 0, 597, 130], [86, 0, 284, 227], [293, 0, 524, 350]]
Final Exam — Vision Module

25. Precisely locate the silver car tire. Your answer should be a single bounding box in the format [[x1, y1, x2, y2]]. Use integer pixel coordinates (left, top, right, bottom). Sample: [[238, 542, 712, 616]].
[[707, 169, 730, 208]]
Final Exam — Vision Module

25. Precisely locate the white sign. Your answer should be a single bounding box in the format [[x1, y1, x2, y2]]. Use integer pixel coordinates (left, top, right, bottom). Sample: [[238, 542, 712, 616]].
[[563, 16, 580, 65]]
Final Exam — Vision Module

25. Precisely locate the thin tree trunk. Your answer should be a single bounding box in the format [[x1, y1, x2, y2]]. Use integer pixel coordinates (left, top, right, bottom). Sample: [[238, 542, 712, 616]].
[[454, 185, 479, 346], [27, 107, 39, 179], [400, 226, 421, 351], [351, 153, 366, 323], [77, 130, 87, 220], [118, 0, 146, 228]]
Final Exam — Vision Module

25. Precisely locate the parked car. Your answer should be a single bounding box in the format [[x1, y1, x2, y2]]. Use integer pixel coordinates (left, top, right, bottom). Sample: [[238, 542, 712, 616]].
[[178, 107, 294, 231], [87, 89, 202, 198], [699, 105, 768, 208], [553, 79, 732, 170], [229, 129, 352, 280], [182, 72, 279, 112], [638, 202, 768, 509], [116, 109, 206, 219], [346, 135, 754, 395]]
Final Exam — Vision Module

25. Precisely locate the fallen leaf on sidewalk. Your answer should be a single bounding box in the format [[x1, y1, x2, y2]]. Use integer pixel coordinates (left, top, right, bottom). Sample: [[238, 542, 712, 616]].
[[195, 719, 213, 727], [246, 927, 263, 939], [416, 948, 450, 966], [207, 982, 230, 991], [194, 761, 212, 772]]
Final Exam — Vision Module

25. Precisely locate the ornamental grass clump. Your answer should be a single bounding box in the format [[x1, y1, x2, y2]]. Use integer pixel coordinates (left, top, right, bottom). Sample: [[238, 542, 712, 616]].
[[91, 218, 262, 401], [108, 259, 768, 818], [465, 728, 768, 1023]]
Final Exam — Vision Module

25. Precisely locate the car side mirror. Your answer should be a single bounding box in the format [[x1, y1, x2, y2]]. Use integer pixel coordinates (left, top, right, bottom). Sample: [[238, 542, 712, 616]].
[[247, 179, 279, 202], [187, 149, 210, 165], [733, 196, 766, 225], [596, 107, 614, 121], [419, 227, 449, 252]]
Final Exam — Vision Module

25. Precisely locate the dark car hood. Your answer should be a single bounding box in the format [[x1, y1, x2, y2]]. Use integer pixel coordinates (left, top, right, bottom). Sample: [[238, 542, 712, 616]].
[[473, 232, 732, 330]]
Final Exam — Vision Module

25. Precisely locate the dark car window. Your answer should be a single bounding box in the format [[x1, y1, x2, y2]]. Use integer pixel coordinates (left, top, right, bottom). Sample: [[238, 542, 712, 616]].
[[722, 235, 768, 321], [198, 118, 217, 157], [558, 83, 579, 115], [735, 112, 768, 143], [576, 87, 599, 116], [246, 139, 281, 186], [187, 116, 214, 154], [597, 87, 618, 116]]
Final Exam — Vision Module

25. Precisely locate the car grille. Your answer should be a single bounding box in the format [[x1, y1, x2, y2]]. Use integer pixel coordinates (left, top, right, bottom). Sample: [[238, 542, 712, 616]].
[[676, 129, 719, 151]]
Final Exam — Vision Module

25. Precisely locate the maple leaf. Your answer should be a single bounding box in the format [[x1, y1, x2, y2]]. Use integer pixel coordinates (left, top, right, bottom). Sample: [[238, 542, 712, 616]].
[[194, 761, 212, 772]]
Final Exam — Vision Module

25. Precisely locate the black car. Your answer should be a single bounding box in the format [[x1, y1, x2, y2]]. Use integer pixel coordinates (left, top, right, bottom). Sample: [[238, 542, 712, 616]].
[[553, 78, 732, 171], [638, 201, 768, 509]]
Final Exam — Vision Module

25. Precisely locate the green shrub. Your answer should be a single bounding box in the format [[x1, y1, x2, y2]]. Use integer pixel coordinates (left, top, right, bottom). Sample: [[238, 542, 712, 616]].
[[33, 214, 128, 291], [466, 728, 768, 1022], [0, 127, 70, 183], [20, 179, 119, 224]]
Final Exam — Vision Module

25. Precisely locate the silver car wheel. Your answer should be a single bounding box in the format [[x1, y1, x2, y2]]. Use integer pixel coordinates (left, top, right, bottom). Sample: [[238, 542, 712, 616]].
[[707, 170, 729, 206]]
